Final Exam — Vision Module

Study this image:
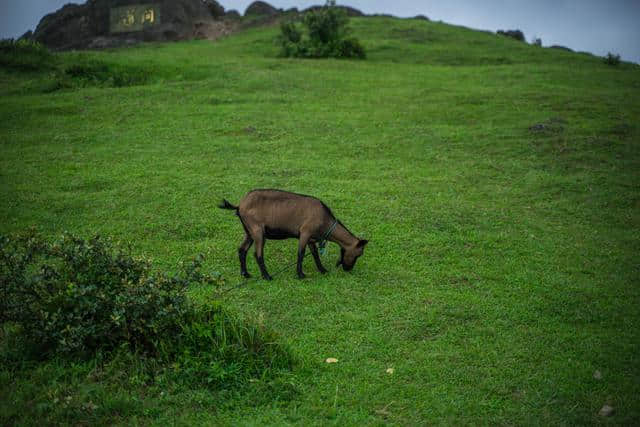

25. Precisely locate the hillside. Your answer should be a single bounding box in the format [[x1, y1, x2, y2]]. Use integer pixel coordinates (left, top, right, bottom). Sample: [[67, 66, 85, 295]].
[[1, 16, 639, 425]]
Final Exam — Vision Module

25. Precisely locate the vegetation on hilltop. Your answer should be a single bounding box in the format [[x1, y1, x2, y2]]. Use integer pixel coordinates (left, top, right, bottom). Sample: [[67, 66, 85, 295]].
[[278, 0, 366, 59]]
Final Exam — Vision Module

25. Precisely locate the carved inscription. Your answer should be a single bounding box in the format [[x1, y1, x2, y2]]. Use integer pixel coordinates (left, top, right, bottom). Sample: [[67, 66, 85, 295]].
[[110, 4, 160, 33]]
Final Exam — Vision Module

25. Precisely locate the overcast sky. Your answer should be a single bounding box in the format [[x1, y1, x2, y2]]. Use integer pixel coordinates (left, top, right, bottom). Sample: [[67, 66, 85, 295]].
[[1, 1, 639, 63]]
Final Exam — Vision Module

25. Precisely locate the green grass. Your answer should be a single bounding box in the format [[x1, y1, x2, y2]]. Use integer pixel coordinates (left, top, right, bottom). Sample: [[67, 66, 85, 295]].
[[1, 16, 639, 425]]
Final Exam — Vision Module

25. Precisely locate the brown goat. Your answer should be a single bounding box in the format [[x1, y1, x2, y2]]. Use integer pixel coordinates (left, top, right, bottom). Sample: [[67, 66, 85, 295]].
[[219, 189, 368, 280]]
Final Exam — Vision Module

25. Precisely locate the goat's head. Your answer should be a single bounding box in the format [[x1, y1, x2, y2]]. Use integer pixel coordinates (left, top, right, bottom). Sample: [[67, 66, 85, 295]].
[[336, 239, 368, 271]]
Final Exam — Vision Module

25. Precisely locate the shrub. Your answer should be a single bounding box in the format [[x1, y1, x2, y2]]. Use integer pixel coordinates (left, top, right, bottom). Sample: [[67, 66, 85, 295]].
[[497, 29, 525, 42], [0, 231, 222, 357], [0, 231, 294, 387], [604, 52, 621, 66], [280, 21, 302, 44], [0, 38, 54, 72], [278, 0, 366, 59], [336, 37, 366, 59]]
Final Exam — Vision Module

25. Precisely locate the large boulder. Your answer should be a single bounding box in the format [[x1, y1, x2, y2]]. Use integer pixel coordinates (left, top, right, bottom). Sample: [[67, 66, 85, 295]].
[[32, 3, 92, 49], [205, 1, 225, 19], [33, 0, 225, 50], [224, 10, 241, 20], [244, 1, 279, 16]]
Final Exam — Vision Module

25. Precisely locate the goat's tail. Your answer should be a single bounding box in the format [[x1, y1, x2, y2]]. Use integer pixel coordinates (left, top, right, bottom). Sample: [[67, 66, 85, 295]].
[[218, 199, 238, 211]]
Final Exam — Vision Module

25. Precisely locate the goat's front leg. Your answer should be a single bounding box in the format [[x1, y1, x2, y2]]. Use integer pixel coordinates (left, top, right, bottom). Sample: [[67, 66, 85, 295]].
[[297, 233, 311, 279], [308, 242, 327, 274]]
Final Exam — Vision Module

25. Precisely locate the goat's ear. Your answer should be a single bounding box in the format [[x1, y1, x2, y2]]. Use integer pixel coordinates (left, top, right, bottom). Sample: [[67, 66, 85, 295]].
[[357, 239, 369, 248]]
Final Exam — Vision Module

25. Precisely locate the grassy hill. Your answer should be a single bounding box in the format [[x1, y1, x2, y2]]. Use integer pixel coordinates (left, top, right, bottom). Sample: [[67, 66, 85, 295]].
[[1, 16, 639, 425]]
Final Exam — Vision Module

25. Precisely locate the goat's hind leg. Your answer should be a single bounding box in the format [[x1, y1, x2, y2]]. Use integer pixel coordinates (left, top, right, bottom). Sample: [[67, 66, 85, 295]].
[[238, 233, 253, 278], [251, 227, 272, 281]]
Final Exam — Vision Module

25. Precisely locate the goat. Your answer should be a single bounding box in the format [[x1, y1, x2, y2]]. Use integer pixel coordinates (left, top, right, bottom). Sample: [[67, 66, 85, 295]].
[[219, 189, 368, 280]]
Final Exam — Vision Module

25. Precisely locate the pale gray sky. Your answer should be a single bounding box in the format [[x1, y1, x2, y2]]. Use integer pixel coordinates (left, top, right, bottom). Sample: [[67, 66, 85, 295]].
[[1, 1, 639, 62]]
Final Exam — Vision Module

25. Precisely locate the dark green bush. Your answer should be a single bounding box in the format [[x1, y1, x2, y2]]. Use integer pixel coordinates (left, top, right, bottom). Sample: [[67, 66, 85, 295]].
[[280, 21, 302, 44], [0, 231, 219, 357], [0, 231, 294, 388], [604, 52, 621, 66], [278, 0, 366, 59], [336, 37, 366, 59], [497, 29, 525, 42], [303, 1, 349, 46], [0, 38, 55, 72]]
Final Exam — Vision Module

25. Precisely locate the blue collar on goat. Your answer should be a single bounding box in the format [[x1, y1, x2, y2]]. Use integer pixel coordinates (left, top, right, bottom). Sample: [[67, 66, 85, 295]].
[[318, 219, 338, 255]]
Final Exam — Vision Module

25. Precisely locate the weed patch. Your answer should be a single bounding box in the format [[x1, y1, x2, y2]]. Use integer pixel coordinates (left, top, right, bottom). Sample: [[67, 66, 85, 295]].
[[529, 117, 567, 136], [0, 38, 55, 72], [59, 58, 151, 89]]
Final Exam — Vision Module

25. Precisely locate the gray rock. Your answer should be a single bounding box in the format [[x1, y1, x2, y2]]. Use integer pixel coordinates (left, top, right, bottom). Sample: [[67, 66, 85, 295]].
[[224, 10, 241, 20], [205, 0, 225, 19], [245, 1, 278, 16], [599, 404, 614, 417]]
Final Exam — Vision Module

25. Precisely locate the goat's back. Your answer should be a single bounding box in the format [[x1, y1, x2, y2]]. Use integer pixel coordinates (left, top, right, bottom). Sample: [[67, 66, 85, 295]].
[[238, 189, 332, 231]]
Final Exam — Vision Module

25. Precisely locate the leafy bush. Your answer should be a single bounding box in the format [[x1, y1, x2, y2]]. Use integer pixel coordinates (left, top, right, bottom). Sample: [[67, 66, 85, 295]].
[[497, 29, 525, 42], [278, 0, 366, 59], [0, 231, 294, 387], [0, 38, 55, 72], [0, 231, 219, 357], [604, 52, 621, 66]]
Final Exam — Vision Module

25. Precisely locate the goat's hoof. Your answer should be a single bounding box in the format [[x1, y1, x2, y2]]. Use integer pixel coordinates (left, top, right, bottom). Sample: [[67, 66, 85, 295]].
[[318, 268, 328, 274], [297, 273, 306, 280], [241, 272, 252, 279], [262, 275, 273, 281]]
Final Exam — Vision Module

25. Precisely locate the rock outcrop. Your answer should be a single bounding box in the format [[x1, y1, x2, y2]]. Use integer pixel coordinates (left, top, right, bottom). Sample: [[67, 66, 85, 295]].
[[32, 0, 230, 50], [30, 1, 373, 51], [244, 1, 279, 16]]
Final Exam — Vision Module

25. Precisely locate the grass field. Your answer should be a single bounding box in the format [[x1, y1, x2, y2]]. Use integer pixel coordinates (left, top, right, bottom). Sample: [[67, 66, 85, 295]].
[[1, 16, 639, 425]]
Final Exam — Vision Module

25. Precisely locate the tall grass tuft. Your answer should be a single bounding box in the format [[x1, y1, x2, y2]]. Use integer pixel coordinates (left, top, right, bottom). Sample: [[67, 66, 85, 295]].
[[0, 38, 55, 71]]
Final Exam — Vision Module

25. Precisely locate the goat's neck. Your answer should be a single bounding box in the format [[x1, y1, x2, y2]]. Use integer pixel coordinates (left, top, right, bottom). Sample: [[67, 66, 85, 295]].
[[330, 223, 358, 249]]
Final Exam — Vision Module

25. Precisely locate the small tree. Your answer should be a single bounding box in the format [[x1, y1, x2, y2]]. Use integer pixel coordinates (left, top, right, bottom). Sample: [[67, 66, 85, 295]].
[[278, 0, 365, 59], [604, 52, 621, 66], [497, 29, 525, 42]]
